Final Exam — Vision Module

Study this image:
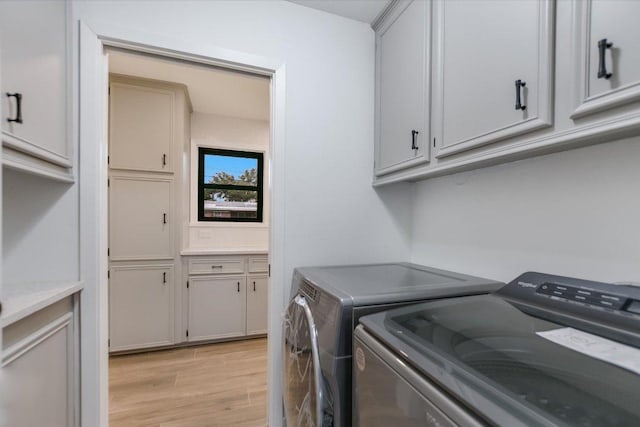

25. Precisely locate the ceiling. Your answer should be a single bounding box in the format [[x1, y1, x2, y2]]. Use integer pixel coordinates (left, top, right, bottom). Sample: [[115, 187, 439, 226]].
[[109, 50, 270, 121], [288, 0, 392, 25]]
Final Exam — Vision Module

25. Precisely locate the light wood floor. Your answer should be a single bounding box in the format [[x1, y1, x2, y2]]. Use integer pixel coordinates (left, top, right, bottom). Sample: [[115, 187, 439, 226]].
[[109, 338, 268, 427]]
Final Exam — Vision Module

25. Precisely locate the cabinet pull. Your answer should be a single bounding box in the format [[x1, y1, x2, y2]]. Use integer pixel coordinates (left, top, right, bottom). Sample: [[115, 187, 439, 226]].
[[411, 130, 419, 150], [253, 281, 256, 292], [163, 272, 166, 284], [163, 213, 167, 224], [162, 153, 167, 167], [597, 38, 613, 79], [237, 282, 240, 292], [6, 93, 23, 124], [515, 80, 526, 111], [211, 265, 223, 269]]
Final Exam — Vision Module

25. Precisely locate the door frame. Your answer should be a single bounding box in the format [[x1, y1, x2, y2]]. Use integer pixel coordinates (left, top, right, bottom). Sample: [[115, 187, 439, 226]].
[[78, 21, 287, 427]]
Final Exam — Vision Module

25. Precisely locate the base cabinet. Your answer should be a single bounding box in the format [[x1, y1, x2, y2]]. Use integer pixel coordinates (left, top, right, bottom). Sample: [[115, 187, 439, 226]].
[[186, 254, 268, 343], [109, 264, 174, 352], [246, 275, 269, 336], [0, 297, 78, 427], [188, 276, 246, 341]]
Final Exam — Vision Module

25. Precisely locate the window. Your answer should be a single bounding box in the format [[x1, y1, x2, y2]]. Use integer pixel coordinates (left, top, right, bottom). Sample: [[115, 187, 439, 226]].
[[198, 148, 264, 222]]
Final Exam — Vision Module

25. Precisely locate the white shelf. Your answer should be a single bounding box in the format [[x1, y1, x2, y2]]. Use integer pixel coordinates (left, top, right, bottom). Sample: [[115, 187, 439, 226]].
[[0, 281, 83, 328]]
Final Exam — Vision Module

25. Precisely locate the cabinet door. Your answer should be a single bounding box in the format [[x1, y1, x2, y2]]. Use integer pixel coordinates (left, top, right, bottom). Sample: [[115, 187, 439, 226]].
[[109, 175, 174, 260], [0, 0, 70, 165], [188, 276, 246, 341], [109, 264, 174, 351], [375, 0, 430, 176], [570, 0, 640, 118], [109, 81, 175, 172], [246, 275, 268, 335], [1, 298, 75, 427], [433, 0, 554, 158]]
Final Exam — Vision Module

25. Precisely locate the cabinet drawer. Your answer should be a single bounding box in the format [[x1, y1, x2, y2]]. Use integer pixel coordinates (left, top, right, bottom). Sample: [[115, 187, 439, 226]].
[[188, 257, 246, 275], [248, 256, 269, 274]]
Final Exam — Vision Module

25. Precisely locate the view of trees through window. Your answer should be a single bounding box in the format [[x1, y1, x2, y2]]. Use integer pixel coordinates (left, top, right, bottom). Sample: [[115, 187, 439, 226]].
[[198, 148, 263, 222]]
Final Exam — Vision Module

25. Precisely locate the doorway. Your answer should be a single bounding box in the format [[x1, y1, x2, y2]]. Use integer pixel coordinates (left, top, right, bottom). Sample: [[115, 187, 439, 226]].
[[105, 48, 271, 425]]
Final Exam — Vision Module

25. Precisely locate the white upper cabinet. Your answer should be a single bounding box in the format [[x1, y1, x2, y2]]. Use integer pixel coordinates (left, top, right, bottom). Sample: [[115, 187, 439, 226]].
[[433, 0, 554, 158], [109, 174, 174, 261], [0, 0, 72, 181], [374, 0, 430, 176], [570, 0, 640, 119], [109, 80, 176, 173]]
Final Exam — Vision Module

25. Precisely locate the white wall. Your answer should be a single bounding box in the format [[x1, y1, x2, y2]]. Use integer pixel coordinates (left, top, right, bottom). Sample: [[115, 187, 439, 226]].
[[411, 136, 640, 284], [188, 112, 270, 250], [72, 2, 413, 426]]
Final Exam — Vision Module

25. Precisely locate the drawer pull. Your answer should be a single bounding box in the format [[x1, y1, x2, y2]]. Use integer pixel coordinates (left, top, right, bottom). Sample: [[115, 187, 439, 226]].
[[411, 129, 419, 150], [162, 153, 167, 167], [597, 38, 613, 79], [253, 281, 256, 292], [211, 265, 223, 269], [6, 93, 23, 124], [163, 272, 166, 284], [515, 79, 526, 111], [237, 282, 240, 292]]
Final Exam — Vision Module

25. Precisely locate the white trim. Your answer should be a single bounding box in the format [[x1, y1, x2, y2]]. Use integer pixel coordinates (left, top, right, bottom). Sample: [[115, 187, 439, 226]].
[[2, 145, 75, 183], [78, 21, 286, 427], [2, 131, 73, 167], [2, 312, 73, 367]]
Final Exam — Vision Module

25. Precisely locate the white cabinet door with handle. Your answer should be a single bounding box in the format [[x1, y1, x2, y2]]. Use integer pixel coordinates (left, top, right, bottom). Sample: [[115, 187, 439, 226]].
[[432, 0, 554, 158], [570, 0, 640, 119], [109, 264, 175, 352], [375, 0, 431, 176], [109, 174, 174, 260], [109, 80, 176, 172], [188, 276, 246, 341], [0, 0, 72, 176], [246, 275, 269, 335]]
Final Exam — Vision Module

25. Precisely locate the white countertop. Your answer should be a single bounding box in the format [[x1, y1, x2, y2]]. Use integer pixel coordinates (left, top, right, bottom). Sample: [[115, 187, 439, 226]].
[[180, 248, 268, 256], [1, 281, 83, 328]]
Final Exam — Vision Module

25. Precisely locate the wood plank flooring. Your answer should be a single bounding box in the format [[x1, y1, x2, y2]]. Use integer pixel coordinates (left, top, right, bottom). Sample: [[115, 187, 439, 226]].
[[109, 338, 268, 427]]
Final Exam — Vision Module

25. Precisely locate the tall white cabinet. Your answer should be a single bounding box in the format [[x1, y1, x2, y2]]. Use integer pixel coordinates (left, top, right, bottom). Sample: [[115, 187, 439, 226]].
[[1, 2, 81, 426], [108, 75, 190, 352]]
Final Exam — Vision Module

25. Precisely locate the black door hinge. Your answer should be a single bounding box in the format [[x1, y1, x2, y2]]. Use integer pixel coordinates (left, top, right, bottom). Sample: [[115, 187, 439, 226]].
[[186, 330, 189, 338], [108, 178, 110, 187], [268, 264, 271, 278], [107, 270, 110, 279], [107, 248, 110, 257], [108, 155, 110, 165]]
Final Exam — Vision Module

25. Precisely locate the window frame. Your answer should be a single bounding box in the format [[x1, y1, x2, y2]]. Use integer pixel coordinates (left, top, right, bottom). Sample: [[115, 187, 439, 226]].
[[197, 147, 264, 223]]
